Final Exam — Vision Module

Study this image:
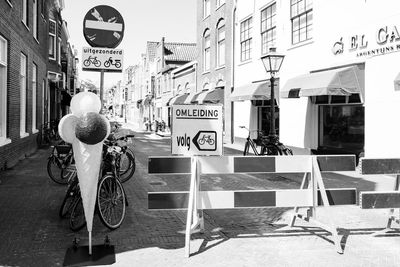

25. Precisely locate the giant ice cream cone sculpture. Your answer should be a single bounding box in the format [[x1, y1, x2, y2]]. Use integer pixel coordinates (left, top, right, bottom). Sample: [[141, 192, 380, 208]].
[[58, 92, 110, 255]]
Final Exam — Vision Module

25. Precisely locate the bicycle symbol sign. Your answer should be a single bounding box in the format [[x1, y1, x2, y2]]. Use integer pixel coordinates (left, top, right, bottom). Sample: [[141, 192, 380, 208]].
[[82, 47, 123, 73], [193, 131, 217, 151]]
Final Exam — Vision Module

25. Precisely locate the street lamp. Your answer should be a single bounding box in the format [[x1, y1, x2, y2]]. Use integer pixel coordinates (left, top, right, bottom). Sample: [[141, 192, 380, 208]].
[[261, 47, 288, 155]]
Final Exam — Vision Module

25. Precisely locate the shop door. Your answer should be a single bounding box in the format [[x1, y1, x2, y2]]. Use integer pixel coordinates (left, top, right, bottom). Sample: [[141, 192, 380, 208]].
[[318, 105, 364, 154]]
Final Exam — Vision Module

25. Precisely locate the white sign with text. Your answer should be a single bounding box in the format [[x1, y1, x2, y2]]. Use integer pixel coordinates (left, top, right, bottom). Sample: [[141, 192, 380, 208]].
[[82, 47, 123, 72], [172, 105, 223, 156]]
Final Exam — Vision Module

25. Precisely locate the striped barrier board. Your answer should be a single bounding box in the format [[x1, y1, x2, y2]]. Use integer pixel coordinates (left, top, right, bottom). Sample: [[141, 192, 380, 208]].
[[359, 158, 400, 236], [148, 189, 357, 210], [148, 155, 357, 256], [148, 155, 356, 174]]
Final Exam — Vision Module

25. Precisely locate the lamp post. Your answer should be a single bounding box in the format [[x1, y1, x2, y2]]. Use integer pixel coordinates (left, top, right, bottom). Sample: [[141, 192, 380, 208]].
[[261, 47, 289, 155]]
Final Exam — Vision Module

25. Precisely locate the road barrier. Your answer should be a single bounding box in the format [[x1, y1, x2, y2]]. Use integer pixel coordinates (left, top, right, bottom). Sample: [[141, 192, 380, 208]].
[[148, 155, 357, 257], [359, 158, 400, 235]]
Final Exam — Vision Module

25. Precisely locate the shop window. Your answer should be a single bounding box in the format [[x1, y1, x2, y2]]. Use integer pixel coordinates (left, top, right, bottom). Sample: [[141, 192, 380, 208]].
[[318, 105, 364, 153], [312, 94, 362, 105]]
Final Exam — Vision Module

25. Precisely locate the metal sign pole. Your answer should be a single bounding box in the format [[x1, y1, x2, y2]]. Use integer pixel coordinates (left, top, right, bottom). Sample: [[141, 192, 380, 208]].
[[100, 70, 104, 112]]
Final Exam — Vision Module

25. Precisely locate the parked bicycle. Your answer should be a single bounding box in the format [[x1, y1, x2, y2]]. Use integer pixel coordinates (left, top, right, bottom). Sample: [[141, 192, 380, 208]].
[[37, 120, 60, 147], [47, 142, 74, 184], [66, 141, 129, 231], [83, 56, 101, 67], [240, 126, 293, 156]]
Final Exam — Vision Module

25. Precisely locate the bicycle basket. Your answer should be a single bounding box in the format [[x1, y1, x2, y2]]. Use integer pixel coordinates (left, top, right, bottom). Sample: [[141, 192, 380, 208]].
[[55, 144, 72, 155]]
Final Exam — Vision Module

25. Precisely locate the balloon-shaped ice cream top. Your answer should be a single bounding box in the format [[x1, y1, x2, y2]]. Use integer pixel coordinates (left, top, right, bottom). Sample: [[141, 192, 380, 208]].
[[58, 92, 110, 144]]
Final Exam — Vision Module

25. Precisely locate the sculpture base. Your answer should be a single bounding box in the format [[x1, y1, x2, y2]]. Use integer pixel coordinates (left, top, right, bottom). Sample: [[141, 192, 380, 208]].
[[63, 244, 115, 266]]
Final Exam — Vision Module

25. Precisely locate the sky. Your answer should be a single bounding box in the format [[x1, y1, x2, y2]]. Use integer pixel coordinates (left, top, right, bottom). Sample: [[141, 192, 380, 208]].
[[62, 0, 197, 89]]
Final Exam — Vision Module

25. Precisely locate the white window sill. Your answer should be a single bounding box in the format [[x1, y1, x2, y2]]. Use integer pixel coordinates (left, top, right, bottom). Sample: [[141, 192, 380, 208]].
[[215, 65, 225, 71], [238, 59, 252, 67], [34, 37, 39, 44], [32, 129, 39, 134], [5, 0, 12, 8], [202, 71, 211, 75], [20, 132, 29, 138], [216, 3, 225, 11], [288, 39, 314, 51], [0, 138, 12, 147], [49, 57, 56, 61]]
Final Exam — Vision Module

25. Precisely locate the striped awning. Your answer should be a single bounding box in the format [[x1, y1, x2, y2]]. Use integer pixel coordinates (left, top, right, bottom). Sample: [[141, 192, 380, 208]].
[[191, 88, 224, 104], [167, 93, 189, 106], [230, 80, 279, 101]]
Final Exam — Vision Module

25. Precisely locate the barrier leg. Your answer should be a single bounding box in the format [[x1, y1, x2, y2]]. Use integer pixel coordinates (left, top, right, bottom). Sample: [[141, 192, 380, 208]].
[[371, 174, 400, 236], [290, 173, 309, 227], [293, 157, 343, 254], [185, 157, 199, 258]]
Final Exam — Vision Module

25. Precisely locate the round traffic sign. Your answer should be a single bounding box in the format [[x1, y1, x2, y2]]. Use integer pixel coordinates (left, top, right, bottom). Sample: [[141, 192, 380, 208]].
[[83, 5, 125, 48]]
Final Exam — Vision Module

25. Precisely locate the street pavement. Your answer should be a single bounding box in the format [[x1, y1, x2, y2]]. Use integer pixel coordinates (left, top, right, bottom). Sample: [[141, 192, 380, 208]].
[[0, 125, 399, 267]]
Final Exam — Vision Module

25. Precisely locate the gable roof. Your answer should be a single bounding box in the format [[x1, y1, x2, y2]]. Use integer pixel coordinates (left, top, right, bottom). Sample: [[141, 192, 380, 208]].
[[164, 42, 197, 62]]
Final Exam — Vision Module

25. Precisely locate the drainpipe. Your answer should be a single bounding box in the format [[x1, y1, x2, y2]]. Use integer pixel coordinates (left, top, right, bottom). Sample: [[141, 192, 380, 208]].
[[230, 0, 237, 144]]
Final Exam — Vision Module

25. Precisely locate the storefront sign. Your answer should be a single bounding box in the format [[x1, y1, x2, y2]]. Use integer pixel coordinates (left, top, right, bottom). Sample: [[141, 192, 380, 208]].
[[82, 47, 123, 72], [332, 24, 400, 57], [171, 105, 223, 156]]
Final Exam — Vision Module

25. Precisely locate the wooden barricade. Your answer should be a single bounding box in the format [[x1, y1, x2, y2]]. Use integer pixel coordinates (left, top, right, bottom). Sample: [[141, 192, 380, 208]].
[[148, 155, 357, 257], [359, 158, 400, 235]]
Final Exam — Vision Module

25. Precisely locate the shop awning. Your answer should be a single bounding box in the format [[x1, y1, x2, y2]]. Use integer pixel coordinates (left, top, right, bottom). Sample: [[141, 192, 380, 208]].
[[230, 80, 279, 101], [184, 92, 198, 104], [192, 88, 224, 104], [394, 72, 400, 91], [168, 93, 189, 106], [281, 66, 363, 98]]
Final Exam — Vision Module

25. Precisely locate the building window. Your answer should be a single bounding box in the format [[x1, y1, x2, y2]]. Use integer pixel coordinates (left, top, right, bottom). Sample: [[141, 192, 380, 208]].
[[203, 0, 210, 18], [203, 29, 211, 72], [216, 0, 225, 8], [22, 0, 28, 26], [291, 0, 313, 45], [20, 53, 27, 137], [0, 36, 8, 144], [32, 63, 37, 132], [261, 3, 276, 55], [49, 19, 56, 59], [42, 79, 45, 124], [57, 37, 61, 65], [217, 19, 225, 67], [240, 17, 253, 61], [33, 0, 38, 39]]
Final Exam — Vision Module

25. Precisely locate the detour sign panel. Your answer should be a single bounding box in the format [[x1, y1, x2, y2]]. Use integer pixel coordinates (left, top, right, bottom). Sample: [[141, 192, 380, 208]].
[[172, 105, 223, 156]]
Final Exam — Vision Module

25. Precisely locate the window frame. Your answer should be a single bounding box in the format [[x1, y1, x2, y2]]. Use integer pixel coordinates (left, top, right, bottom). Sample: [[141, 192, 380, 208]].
[[48, 19, 56, 60], [240, 16, 253, 62], [20, 53, 28, 137], [290, 0, 313, 45], [261, 3, 276, 55], [32, 63, 38, 133], [203, 0, 211, 18], [203, 29, 211, 72], [0, 35, 9, 145], [33, 0, 39, 40], [216, 19, 226, 68], [22, 0, 28, 27]]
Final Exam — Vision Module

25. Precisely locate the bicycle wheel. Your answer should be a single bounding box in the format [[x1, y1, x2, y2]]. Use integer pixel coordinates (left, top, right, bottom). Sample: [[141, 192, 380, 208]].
[[69, 197, 86, 232], [118, 149, 135, 183], [47, 156, 68, 184], [59, 177, 79, 218], [97, 175, 126, 230]]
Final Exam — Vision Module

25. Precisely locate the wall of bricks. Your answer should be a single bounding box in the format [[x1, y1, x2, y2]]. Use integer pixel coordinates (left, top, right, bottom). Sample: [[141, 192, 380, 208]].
[[0, 0, 49, 169]]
